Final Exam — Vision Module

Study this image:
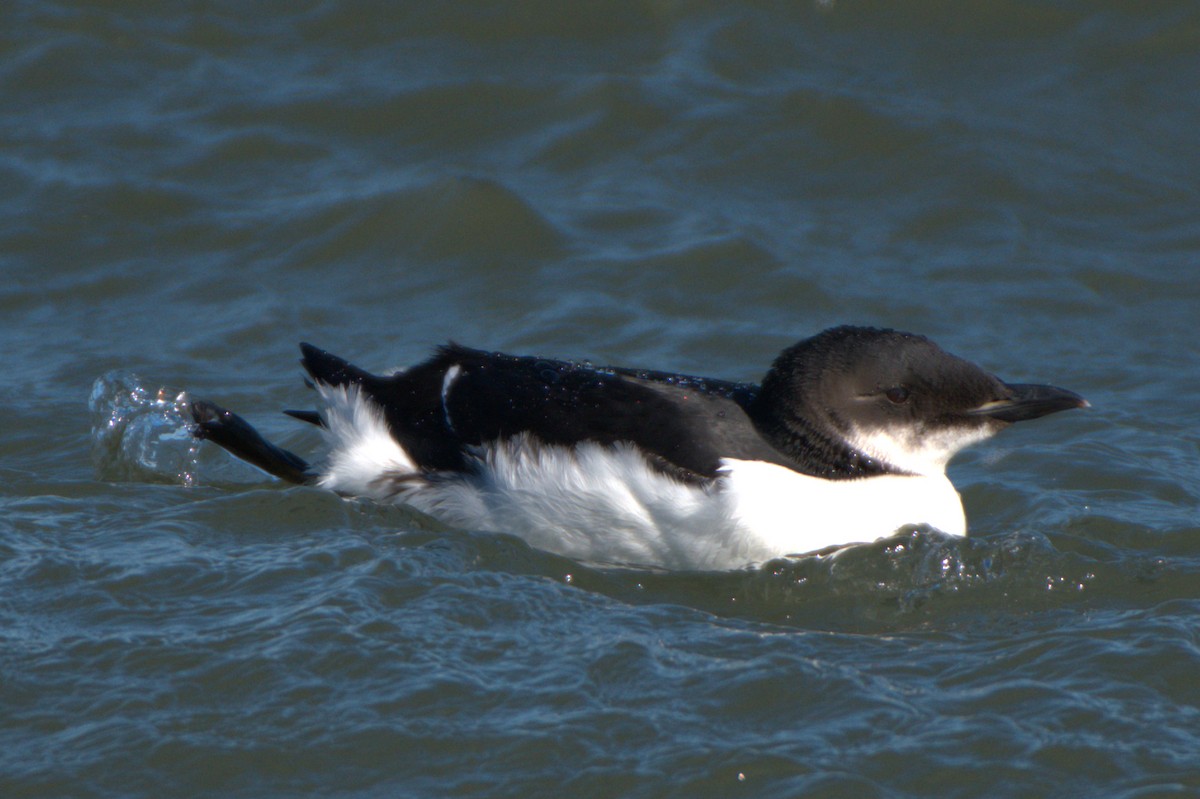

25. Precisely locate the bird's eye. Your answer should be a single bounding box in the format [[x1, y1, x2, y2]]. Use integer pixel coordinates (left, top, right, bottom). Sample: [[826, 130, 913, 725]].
[[884, 386, 911, 404]]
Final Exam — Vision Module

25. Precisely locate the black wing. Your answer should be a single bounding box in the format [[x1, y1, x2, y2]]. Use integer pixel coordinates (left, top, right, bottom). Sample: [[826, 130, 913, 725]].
[[297, 343, 793, 481]]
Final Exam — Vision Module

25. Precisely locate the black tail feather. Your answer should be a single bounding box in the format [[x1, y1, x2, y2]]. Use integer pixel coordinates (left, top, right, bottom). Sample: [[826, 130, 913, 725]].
[[299, 342, 376, 388], [190, 399, 312, 485]]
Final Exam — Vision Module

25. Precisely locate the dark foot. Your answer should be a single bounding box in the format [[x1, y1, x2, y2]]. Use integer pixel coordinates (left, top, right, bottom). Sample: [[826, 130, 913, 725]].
[[190, 399, 312, 485]]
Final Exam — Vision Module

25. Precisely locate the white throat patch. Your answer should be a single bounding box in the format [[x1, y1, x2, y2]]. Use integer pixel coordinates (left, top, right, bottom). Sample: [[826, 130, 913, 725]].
[[846, 424, 996, 476]]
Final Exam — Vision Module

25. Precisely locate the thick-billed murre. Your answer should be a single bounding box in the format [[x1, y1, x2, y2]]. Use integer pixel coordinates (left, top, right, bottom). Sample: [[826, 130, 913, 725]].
[[189, 326, 1087, 570]]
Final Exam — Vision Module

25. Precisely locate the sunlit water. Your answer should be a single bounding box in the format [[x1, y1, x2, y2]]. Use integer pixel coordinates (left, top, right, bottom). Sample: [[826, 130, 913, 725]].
[[3, 2, 1200, 797]]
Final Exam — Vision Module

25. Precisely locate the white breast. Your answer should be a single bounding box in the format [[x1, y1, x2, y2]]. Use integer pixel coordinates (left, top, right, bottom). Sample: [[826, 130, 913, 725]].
[[716, 458, 966, 563]]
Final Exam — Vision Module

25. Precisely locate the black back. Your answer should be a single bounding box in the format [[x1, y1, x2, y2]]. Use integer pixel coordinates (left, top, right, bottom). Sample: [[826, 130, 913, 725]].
[[297, 343, 796, 482]]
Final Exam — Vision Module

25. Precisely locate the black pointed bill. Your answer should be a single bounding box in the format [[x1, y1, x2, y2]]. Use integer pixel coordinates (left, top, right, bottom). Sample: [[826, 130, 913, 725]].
[[967, 383, 1089, 423]]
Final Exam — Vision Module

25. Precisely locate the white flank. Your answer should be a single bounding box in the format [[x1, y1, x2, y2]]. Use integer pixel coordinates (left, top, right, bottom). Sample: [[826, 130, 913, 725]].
[[314, 383, 416, 501], [403, 437, 740, 570]]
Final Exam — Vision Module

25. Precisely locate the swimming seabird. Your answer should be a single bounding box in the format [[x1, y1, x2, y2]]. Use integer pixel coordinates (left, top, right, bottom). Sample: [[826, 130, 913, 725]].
[[189, 326, 1086, 570]]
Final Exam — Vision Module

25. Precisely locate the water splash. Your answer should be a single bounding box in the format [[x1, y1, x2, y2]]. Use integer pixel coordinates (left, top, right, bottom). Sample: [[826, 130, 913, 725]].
[[89, 370, 269, 486], [89, 370, 201, 485]]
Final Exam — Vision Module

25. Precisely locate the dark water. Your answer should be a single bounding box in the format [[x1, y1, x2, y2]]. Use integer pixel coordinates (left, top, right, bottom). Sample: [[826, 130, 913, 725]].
[[4, 2, 1200, 796]]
